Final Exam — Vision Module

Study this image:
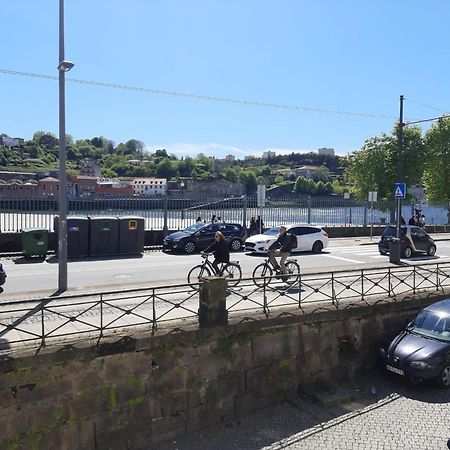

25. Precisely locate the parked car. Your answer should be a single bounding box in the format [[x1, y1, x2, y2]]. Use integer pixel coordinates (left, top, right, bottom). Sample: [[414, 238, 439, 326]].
[[0, 263, 6, 286], [244, 224, 328, 254], [163, 223, 245, 254], [378, 225, 436, 258], [379, 299, 450, 387]]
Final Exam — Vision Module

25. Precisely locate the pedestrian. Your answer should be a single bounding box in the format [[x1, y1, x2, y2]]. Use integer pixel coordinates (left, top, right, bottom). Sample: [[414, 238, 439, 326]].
[[211, 214, 217, 223], [249, 217, 257, 235], [400, 215, 406, 225], [408, 215, 416, 226], [196, 216, 202, 223], [203, 231, 230, 275], [217, 216, 224, 223], [419, 214, 425, 228], [255, 215, 264, 234]]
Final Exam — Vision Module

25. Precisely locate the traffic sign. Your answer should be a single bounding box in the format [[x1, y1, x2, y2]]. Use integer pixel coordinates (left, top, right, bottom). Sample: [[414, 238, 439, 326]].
[[394, 183, 406, 199], [368, 191, 377, 202]]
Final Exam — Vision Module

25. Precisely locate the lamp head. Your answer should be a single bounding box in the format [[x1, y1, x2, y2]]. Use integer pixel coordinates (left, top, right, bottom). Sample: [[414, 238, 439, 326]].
[[57, 60, 75, 72]]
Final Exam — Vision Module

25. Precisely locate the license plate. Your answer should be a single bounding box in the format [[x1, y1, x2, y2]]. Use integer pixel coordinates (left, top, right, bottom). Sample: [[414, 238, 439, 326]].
[[386, 364, 404, 376]]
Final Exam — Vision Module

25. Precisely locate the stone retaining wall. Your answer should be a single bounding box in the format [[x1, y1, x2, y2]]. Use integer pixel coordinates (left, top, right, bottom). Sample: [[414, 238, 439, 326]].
[[0, 294, 445, 449]]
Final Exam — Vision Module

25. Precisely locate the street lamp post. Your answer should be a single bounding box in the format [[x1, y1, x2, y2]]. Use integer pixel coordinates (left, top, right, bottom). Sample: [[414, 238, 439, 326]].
[[57, 0, 74, 292], [396, 95, 404, 239]]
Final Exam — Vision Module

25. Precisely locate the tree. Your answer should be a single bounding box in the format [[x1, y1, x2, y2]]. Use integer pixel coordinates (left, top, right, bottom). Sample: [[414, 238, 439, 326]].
[[239, 170, 257, 194], [156, 158, 178, 179], [422, 118, 450, 202]]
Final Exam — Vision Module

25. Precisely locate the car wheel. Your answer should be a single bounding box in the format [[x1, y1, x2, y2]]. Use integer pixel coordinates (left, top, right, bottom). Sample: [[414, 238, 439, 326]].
[[427, 245, 436, 256], [437, 365, 450, 388], [230, 238, 242, 252], [380, 250, 388, 255], [183, 241, 196, 254], [403, 246, 412, 258], [312, 241, 323, 253]]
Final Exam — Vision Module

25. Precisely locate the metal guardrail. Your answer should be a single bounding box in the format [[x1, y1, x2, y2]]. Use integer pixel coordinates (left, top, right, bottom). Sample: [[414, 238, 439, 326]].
[[1, 194, 449, 232], [1, 262, 450, 352]]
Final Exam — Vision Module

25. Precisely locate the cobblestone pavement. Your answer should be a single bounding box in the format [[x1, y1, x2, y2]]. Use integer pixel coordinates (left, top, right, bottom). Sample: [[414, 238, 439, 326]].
[[158, 370, 450, 450]]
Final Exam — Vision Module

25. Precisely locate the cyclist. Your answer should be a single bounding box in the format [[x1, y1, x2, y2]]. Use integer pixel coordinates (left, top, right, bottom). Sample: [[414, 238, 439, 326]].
[[203, 231, 230, 274], [268, 226, 295, 277]]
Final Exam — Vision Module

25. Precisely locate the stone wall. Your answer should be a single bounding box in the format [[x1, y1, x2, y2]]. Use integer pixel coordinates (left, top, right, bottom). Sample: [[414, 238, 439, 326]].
[[0, 294, 444, 449]]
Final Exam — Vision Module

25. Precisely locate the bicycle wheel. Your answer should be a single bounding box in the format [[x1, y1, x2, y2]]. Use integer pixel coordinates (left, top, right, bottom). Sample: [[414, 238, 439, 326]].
[[221, 262, 242, 287], [187, 265, 212, 287], [283, 261, 300, 285], [252, 263, 273, 287]]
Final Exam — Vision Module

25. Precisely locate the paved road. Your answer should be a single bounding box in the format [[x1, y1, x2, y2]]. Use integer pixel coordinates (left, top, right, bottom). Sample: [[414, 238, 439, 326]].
[[2, 237, 450, 300], [158, 369, 450, 450]]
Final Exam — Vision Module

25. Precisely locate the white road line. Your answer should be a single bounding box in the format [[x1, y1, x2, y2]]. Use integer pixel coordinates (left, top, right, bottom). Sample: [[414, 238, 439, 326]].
[[370, 255, 389, 259], [322, 254, 364, 264]]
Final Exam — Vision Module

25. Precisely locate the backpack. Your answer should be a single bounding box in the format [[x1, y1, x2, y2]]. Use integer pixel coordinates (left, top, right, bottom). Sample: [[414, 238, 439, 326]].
[[290, 233, 298, 249]]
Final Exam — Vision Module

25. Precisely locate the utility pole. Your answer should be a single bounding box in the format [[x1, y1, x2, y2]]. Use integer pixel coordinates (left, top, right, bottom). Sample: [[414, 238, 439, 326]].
[[396, 95, 404, 239]]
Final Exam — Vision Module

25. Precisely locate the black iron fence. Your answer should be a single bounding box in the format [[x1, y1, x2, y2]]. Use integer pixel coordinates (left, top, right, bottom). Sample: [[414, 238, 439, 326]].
[[1, 262, 449, 352], [0, 194, 448, 232]]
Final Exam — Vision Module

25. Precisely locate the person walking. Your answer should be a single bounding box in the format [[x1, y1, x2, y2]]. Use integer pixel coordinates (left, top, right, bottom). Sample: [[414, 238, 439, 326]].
[[249, 217, 257, 236], [211, 214, 217, 223], [196, 216, 202, 223], [204, 231, 230, 275], [268, 226, 295, 277], [408, 215, 416, 226], [255, 215, 264, 234]]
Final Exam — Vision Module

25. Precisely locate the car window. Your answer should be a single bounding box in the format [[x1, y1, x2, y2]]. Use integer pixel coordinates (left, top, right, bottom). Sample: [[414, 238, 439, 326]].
[[411, 227, 426, 238], [199, 225, 219, 234], [382, 226, 406, 237], [289, 227, 319, 236], [263, 226, 280, 236], [409, 310, 450, 342], [220, 224, 240, 233], [183, 223, 205, 234]]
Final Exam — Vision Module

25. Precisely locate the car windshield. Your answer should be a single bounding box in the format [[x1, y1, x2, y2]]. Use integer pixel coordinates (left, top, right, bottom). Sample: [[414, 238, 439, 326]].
[[408, 310, 450, 342], [183, 223, 205, 234], [383, 226, 406, 237], [263, 226, 280, 236]]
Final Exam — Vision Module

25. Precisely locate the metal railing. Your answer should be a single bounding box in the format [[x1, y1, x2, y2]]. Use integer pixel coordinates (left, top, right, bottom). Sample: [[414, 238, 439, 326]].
[[1, 194, 449, 232], [1, 262, 449, 352]]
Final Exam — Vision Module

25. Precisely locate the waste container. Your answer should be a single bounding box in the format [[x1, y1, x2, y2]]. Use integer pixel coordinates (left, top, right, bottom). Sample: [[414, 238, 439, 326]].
[[21, 228, 49, 257], [118, 216, 145, 255], [88, 216, 119, 257], [389, 238, 401, 263], [54, 216, 89, 258]]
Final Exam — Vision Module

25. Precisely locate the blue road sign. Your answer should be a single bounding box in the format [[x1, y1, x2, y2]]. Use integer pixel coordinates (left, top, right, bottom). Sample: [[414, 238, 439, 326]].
[[394, 183, 406, 199]]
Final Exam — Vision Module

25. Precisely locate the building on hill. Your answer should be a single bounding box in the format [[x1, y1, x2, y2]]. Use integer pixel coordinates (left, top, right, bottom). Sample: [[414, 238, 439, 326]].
[[132, 178, 167, 197], [168, 179, 245, 198], [96, 179, 134, 196], [318, 147, 335, 156], [38, 177, 59, 196], [0, 136, 24, 148], [0, 179, 39, 198], [262, 151, 276, 160], [80, 159, 102, 178]]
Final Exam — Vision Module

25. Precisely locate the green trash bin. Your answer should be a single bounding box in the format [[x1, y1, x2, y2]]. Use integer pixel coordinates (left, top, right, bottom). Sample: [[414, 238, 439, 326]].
[[21, 228, 49, 257]]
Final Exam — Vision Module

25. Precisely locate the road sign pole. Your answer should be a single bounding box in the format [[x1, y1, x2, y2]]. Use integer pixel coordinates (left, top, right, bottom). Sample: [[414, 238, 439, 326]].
[[396, 95, 404, 239]]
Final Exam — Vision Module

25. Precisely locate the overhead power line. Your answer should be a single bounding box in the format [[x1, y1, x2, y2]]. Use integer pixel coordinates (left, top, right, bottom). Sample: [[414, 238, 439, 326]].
[[404, 98, 450, 115], [0, 68, 396, 120]]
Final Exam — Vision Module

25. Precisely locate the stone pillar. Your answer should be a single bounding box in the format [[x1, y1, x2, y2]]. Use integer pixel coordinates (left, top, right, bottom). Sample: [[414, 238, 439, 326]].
[[198, 277, 228, 329]]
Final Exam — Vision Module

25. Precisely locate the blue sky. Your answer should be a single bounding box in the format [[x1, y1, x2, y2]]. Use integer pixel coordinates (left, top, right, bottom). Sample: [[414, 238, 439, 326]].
[[1, 0, 449, 158]]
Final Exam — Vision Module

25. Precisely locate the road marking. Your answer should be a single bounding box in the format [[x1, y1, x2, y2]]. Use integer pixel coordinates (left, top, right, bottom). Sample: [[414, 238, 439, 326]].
[[322, 254, 364, 264]]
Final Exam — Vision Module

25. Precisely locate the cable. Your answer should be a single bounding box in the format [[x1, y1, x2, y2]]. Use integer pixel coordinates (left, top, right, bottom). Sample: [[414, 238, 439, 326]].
[[0, 68, 396, 120], [404, 98, 450, 115]]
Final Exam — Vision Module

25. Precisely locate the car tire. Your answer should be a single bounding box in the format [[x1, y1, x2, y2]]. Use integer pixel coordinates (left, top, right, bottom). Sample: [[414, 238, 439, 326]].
[[403, 246, 412, 258], [427, 245, 436, 256], [230, 238, 242, 252], [380, 250, 388, 255], [312, 241, 323, 253], [183, 241, 196, 254], [437, 365, 450, 388]]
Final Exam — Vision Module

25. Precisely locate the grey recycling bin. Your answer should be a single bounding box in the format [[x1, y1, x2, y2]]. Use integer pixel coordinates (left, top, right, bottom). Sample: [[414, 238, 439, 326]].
[[118, 216, 145, 255], [88, 216, 119, 257], [389, 238, 401, 263], [54, 216, 89, 258]]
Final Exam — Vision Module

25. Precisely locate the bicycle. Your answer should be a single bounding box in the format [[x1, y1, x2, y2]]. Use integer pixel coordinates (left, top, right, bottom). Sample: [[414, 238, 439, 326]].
[[187, 253, 242, 289], [252, 255, 300, 287]]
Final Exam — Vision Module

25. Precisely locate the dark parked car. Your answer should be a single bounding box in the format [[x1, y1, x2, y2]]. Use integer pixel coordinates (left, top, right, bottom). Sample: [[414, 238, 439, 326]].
[[378, 225, 436, 258], [0, 263, 6, 286], [379, 299, 450, 387], [163, 223, 245, 254]]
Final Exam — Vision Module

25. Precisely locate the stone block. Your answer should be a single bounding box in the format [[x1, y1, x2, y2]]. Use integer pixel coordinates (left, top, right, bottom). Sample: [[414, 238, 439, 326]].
[[16, 378, 73, 408], [185, 402, 222, 433], [252, 328, 299, 366], [206, 372, 245, 404], [151, 414, 186, 445], [235, 392, 275, 416]]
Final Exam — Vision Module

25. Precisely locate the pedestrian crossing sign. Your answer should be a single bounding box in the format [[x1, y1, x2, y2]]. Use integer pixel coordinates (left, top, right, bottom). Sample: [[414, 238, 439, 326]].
[[394, 183, 406, 199]]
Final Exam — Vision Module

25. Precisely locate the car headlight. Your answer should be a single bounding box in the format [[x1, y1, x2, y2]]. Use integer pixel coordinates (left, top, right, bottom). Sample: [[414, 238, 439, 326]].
[[410, 361, 432, 369]]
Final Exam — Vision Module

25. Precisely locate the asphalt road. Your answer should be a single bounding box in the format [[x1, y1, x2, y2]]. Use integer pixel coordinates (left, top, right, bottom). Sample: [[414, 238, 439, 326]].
[[2, 238, 450, 300]]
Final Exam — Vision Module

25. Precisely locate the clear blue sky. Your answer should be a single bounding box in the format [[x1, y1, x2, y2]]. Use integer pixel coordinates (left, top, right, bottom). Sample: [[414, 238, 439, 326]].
[[1, 0, 449, 158]]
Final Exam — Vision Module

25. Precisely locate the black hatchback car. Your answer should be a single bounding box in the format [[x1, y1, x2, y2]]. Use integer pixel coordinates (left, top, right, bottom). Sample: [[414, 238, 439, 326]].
[[378, 225, 436, 258], [163, 223, 245, 254], [379, 299, 450, 387], [0, 263, 6, 286]]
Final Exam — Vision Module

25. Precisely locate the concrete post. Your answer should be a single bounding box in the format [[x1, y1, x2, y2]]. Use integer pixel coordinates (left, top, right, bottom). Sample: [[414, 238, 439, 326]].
[[199, 277, 228, 328], [163, 195, 169, 236]]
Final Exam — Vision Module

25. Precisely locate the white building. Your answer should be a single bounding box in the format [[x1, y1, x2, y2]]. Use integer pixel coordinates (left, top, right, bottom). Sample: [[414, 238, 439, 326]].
[[262, 151, 276, 159], [132, 178, 167, 196], [318, 147, 335, 156]]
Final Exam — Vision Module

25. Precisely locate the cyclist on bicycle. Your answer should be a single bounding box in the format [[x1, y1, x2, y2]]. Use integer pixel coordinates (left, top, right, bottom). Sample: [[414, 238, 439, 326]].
[[203, 231, 230, 274], [268, 226, 295, 277]]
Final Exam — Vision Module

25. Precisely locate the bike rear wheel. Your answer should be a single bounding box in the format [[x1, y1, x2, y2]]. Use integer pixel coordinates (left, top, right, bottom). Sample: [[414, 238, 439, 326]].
[[252, 263, 273, 287], [283, 261, 300, 285], [220, 262, 242, 287], [188, 265, 212, 288]]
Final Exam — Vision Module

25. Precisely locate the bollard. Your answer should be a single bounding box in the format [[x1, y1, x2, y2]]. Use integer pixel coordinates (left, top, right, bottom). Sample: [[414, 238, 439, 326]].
[[198, 277, 228, 329], [389, 238, 401, 264]]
